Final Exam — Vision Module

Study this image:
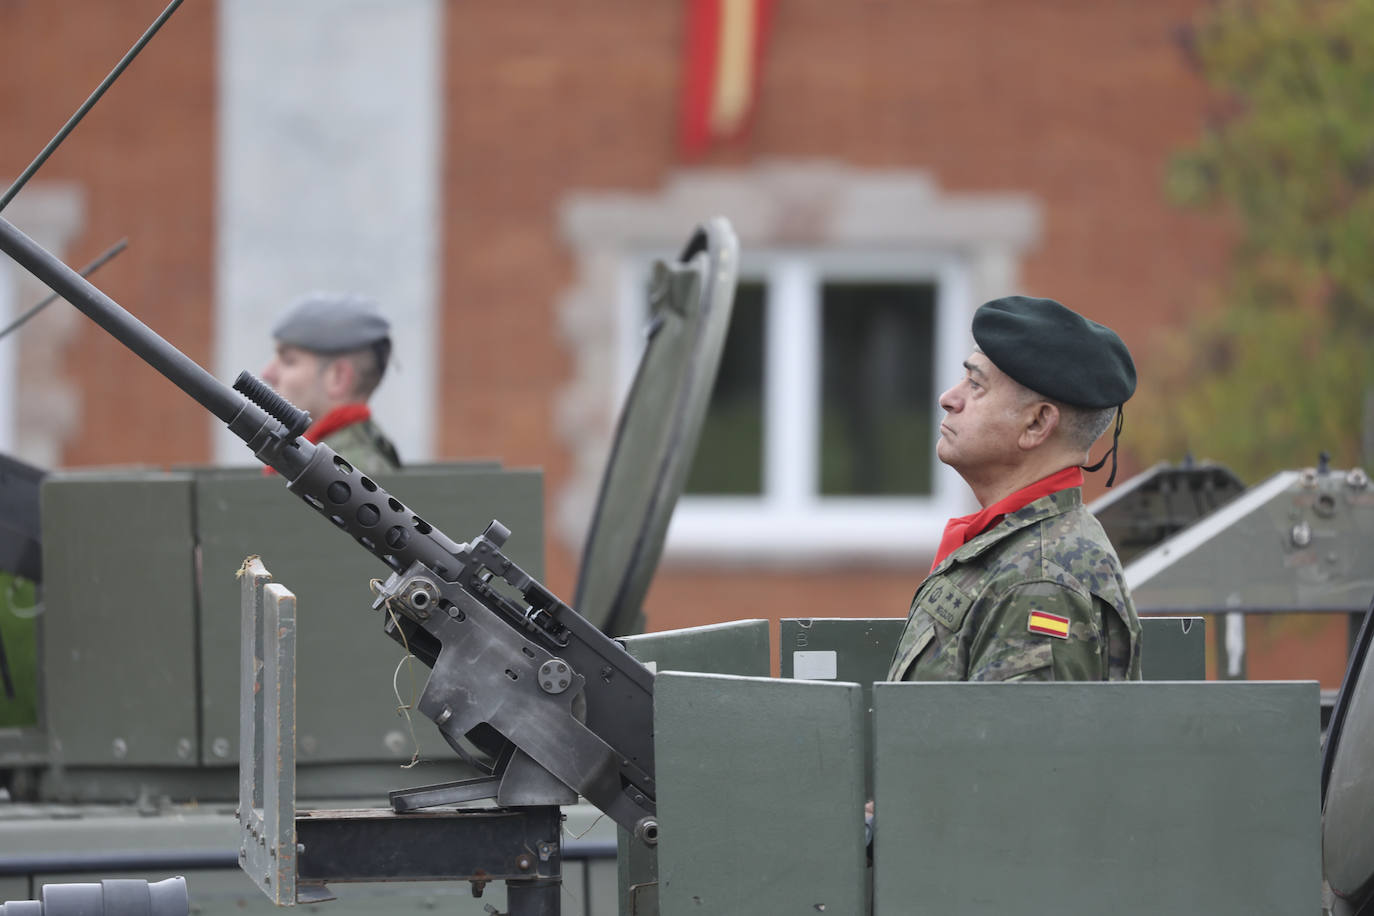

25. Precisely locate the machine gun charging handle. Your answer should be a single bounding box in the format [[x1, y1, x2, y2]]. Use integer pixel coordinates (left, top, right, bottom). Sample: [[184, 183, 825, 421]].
[[233, 372, 311, 440]]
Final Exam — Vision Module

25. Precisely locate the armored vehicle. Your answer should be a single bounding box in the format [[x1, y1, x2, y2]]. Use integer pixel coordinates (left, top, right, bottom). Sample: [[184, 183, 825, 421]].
[[2, 8, 1372, 908], [5, 205, 1374, 914]]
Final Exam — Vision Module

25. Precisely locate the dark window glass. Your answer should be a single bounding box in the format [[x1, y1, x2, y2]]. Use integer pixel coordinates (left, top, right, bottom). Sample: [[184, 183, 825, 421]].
[[684, 281, 766, 495], [819, 282, 936, 496]]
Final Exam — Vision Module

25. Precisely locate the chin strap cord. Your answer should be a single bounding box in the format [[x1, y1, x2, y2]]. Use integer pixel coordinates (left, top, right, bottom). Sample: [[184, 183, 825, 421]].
[[1081, 406, 1124, 487]]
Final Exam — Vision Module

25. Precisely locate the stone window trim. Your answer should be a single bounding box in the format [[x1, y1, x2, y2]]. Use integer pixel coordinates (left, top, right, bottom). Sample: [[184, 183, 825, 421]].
[[556, 162, 1041, 564]]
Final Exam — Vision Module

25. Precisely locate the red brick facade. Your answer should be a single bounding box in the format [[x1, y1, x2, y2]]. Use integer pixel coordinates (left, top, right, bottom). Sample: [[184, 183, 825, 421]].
[[1, 0, 216, 467]]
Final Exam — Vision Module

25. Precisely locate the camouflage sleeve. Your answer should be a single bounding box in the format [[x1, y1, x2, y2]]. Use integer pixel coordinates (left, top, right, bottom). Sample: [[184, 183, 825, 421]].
[[967, 578, 1104, 682]]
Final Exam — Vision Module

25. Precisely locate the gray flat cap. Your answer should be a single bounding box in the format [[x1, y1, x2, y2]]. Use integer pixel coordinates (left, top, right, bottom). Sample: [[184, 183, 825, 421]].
[[272, 293, 390, 353]]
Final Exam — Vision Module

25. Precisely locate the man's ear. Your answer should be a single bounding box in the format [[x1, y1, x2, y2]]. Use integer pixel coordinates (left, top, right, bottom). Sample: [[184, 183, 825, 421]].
[[321, 357, 356, 401], [1019, 401, 1059, 450]]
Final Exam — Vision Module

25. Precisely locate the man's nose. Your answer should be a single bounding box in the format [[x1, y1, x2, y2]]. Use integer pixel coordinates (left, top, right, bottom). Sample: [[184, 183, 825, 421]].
[[261, 360, 279, 386], [938, 383, 960, 412]]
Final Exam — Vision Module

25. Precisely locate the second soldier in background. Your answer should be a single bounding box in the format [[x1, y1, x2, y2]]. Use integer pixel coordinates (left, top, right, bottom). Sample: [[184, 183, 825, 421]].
[[261, 293, 402, 477]]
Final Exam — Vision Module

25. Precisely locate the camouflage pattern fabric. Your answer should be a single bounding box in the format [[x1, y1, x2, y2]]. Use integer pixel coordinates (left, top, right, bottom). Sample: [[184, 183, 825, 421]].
[[887, 487, 1141, 682], [321, 418, 402, 478]]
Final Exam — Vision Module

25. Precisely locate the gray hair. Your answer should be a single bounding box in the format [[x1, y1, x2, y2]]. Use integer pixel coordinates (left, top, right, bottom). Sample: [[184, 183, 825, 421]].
[[1057, 403, 1117, 452], [1009, 378, 1116, 452]]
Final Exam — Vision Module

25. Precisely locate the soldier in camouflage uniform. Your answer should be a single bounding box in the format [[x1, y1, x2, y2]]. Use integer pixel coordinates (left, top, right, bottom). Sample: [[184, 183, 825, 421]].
[[261, 293, 402, 477], [887, 296, 1141, 682]]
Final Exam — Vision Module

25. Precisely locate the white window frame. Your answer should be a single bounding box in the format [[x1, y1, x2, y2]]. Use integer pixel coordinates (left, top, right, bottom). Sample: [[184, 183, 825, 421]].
[[617, 248, 973, 561], [556, 164, 1041, 565]]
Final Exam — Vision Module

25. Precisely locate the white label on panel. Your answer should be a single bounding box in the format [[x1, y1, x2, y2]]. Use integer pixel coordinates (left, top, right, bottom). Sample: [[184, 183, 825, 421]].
[[792, 650, 837, 680]]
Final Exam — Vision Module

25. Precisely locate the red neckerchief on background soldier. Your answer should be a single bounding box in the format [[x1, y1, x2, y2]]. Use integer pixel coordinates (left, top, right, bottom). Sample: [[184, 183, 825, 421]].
[[262, 403, 372, 476], [929, 465, 1084, 571], [305, 403, 372, 442]]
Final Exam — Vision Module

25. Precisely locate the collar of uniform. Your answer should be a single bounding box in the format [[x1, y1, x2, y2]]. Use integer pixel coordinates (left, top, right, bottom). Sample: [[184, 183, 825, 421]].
[[929, 487, 1083, 577]]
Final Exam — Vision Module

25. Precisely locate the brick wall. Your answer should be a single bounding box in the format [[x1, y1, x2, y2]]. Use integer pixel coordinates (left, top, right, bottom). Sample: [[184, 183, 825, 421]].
[[0, 0, 216, 467]]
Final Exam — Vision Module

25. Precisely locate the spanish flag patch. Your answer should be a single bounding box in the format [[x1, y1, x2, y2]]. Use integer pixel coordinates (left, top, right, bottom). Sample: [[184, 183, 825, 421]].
[[1027, 609, 1070, 639]]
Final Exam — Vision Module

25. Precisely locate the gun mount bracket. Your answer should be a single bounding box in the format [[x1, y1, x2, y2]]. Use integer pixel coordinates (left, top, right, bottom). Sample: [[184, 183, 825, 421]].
[[239, 557, 567, 913]]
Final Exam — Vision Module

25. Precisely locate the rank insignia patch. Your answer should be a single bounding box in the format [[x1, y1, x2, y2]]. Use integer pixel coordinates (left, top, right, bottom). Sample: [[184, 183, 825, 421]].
[[1028, 609, 1070, 639]]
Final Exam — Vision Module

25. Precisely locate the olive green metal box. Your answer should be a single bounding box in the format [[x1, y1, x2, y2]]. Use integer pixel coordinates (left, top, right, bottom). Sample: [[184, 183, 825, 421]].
[[39, 464, 542, 780], [41, 472, 200, 768]]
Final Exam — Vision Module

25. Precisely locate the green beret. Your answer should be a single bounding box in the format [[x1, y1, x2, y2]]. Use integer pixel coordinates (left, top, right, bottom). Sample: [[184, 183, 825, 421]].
[[272, 293, 390, 354], [972, 296, 1135, 408]]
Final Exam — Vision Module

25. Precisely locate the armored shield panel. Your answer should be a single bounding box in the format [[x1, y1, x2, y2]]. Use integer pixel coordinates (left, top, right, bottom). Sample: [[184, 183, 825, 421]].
[[618, 618, 769, 678], [573, 219, 739, 636], [41, 471, 200, 767], [197, 465, 543, 769], [35, 462, 542, 795], [874, 681, 1320, 916], [1089, 460, 1244, 566], [654, 672, 868, 916], [614, 619, 768, 916], [1322, 600, 1374, 913], [1125, 468, 1374, 613]]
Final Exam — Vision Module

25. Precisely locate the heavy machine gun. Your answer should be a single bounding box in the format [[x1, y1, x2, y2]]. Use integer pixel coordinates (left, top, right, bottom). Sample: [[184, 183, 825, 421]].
[[0, 213, 739, 908]]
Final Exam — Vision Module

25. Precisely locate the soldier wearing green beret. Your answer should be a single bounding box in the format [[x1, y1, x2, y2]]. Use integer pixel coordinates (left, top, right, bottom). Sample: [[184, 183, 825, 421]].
[[261, 293, 402, 477], [887, 295, 1142, 682]]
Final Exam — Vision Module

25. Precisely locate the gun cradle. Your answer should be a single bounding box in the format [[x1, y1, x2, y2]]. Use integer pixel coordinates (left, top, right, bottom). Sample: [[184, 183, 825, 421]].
[[379, 557, 657, 838]]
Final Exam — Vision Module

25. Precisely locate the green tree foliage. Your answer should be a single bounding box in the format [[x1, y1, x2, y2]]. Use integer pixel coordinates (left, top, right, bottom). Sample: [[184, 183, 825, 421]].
[[1137, 0, 1374, 480]]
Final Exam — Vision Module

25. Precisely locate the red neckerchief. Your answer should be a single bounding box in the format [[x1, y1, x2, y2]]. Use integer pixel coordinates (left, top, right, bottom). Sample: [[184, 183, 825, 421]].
[[305, 402, 371, 442], [930, 466, 1083, 571], [262, 403, 371, 476]]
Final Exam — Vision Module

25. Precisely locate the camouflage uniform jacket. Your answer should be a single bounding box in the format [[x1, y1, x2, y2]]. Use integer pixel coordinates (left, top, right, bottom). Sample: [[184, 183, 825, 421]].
[[887, 487, 1141, 682], [321, 418, 402, 478]]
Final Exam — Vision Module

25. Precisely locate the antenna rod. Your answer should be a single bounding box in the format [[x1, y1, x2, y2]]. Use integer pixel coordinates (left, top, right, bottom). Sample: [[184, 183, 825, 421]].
[[0, 216, 242, 425], [0, 0, 187, 213], [0, 238, 128, 342]]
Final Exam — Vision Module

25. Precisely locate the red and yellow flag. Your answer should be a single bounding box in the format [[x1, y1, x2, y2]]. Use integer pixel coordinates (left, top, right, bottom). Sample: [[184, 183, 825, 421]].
[[1028, 610, 1070, 640], [679, 0, 777, 159]]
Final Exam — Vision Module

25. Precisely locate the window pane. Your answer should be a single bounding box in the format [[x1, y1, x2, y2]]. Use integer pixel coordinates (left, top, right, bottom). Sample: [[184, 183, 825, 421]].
[[819, 282, 936, 496], [685, 281, 766, 495]]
